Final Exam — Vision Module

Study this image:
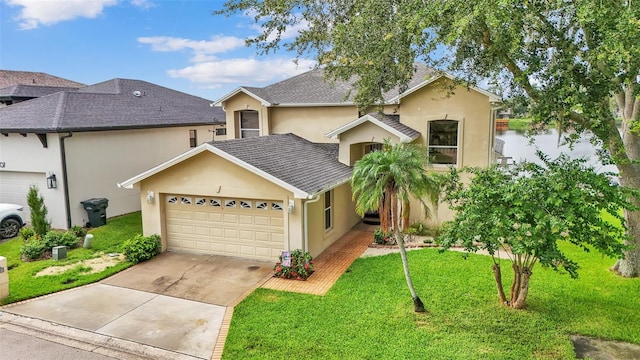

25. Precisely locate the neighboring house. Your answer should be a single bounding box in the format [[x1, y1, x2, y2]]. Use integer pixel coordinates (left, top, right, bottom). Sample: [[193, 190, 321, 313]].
[[0, 70, 85, 106], [120, 64, 501, 262], [0, 77, 226, 229]]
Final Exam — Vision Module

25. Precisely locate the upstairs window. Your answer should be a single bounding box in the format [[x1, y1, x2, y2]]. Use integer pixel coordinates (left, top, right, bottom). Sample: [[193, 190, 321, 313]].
[[240, 110, 259, 138], [189, 129, 197, 148], [428, 120, 459, 165]]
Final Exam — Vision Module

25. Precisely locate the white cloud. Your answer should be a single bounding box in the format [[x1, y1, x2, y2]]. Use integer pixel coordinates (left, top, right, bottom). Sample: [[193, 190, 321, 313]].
[[137, 35, 245, 54], [6, 0, 118, 29], [167, 57, 316, 86], [130, 0, 154, 10]]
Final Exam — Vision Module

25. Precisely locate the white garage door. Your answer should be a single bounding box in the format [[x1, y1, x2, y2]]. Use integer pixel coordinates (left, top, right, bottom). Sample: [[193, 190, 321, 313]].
[[165, 195, 285, 260], [0, 171, 47, 223]]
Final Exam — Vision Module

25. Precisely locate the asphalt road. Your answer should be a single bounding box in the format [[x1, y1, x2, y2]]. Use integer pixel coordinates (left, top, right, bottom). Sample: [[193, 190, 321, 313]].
[[0, 328, 117, 360]]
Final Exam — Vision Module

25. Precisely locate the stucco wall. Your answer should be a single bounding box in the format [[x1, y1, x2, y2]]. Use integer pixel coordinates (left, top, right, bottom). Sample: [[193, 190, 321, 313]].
[[0, 133, 66, 228], [66, 125, 216, 228], [337, 121, 402, 165], [399, 79, 494, 168], [221, 93, 266, 139], [138, 151, 298, 252], [270, 106, 358, 143], [306, 183, 360, 257]]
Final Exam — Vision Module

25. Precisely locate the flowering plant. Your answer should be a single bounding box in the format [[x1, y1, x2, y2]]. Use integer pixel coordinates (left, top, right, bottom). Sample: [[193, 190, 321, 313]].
[[273, 249, 314, 280], [373, 228, 395, 245]]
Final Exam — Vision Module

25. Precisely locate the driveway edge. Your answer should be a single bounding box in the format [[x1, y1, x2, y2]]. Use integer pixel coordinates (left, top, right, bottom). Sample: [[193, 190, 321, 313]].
[[0, 312, 200, 360]]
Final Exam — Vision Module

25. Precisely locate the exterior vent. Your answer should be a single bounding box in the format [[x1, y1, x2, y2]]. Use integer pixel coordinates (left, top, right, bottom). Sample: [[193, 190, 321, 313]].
[[132, 90, 143, 97]]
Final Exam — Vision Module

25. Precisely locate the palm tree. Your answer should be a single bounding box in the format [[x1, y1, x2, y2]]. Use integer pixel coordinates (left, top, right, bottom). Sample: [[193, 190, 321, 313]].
[[351, 139, 440, 312]]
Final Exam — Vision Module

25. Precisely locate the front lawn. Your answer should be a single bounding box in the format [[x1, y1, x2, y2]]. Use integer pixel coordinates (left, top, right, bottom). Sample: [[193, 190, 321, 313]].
[[0, 212, 142, 305], [224, 245, 640, 359]]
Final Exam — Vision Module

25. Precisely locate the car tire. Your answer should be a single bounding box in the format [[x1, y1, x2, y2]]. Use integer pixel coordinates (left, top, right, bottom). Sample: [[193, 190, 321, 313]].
[[0, 218, 21, 239]]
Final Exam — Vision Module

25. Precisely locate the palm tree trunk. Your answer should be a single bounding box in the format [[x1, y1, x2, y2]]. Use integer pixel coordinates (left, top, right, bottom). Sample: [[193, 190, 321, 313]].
[[396, 232, 425, 312]]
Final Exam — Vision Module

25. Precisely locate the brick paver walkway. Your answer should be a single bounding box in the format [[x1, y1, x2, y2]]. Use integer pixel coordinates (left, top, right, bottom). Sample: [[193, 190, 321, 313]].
[[261, 223, 375, 295]]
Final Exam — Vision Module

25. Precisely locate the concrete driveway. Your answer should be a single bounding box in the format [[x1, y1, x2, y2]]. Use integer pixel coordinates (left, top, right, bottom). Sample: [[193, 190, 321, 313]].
[[1, 253, 274, 359]]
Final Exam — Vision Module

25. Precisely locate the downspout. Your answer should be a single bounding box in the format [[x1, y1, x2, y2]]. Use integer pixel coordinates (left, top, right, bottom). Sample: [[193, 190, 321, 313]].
[[303, 194, 321, 253], [59, 132, 73, 228]]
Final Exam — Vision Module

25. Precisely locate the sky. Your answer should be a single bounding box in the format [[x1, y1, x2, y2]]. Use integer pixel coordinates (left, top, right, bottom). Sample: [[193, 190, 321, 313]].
[[0, 0, 315, 101]]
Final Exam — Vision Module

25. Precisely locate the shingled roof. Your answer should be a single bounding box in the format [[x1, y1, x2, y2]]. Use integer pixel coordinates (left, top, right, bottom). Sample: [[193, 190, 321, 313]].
[[215, 63, 437, 106], [325, 112, 421, 142], [211, 134, 352, 196], [0, 78, 225, 133], [0, 70, 85, 88], [118, 133, 352, 197], [0, 84, 81, 101]]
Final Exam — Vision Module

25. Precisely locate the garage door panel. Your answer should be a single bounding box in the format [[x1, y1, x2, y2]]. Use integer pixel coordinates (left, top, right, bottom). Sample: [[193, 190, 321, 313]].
[[239, 230, 253, 240], [194, 211, 208, 221], [165, 195, 284, 260], [224, 214, 238, 223], [238, 215, 253, 225]]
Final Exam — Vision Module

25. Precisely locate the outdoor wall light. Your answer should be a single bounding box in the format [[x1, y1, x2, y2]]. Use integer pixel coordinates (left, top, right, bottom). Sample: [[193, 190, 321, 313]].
[[288, 199, 295, 214], [46, 173, 57, 189], [146, 190, 155, 204]]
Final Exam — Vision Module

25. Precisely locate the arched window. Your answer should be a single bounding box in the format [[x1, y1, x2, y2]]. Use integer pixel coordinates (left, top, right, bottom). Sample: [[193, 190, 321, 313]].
[[428, 120, 459, 165]]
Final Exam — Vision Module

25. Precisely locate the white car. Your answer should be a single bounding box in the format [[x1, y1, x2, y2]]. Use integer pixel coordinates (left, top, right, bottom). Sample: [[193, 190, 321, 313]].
[[0, 204, 24, 239]]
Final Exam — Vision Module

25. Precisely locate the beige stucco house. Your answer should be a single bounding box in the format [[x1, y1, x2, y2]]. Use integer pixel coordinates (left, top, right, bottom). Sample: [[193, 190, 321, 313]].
[[0, 76, 225, 229], [119, 64, 500, 262]]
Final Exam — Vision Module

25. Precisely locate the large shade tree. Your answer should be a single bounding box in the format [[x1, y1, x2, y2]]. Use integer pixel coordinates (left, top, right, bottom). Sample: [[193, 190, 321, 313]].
[[351, 140, 439, 312], [217, 0, 640, 277]]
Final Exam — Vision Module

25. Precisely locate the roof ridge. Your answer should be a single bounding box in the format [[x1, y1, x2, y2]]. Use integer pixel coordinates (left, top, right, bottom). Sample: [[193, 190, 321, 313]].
[[52, 92, 68, 130]]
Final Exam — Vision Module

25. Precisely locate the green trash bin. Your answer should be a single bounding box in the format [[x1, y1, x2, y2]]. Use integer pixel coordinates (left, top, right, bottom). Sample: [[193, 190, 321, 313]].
[[81, 198, 109, 227]]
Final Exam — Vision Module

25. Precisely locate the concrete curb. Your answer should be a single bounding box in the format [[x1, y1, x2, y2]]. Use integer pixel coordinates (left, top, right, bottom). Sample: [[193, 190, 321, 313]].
[[0, 312, 201, 360]]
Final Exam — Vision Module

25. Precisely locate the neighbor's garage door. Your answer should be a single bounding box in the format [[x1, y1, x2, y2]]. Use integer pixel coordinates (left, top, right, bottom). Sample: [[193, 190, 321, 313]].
[[0, 171, 47, 222], [165, 195, 285, 260]]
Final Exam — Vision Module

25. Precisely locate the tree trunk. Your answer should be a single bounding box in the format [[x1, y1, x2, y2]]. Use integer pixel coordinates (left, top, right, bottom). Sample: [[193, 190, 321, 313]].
[[492, 263, 508, 305], [511, 268, 532, 309], [609, 92, 640, 278], [509, 263, 521, 305], [379, 194, 391, 232], [397, 231, 425, 312]]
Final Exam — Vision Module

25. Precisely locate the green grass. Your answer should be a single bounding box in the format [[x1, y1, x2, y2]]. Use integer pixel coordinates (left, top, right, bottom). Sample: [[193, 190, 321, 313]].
[[0, 212, 142, 304], [224, 245, 640, 359], [507, 117, 557, 132]]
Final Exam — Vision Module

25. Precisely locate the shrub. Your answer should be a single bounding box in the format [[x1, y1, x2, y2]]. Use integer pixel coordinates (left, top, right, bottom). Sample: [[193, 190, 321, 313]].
[[373, 228, 395, 245], [19, 227, 36, 242], [41, 230, 80, 249], [122, 234, 161, 263], [20, 237, 47, 260], [273, 249, 314, 280], [70, 225, 87, 238], [26, 185, 50, 236]]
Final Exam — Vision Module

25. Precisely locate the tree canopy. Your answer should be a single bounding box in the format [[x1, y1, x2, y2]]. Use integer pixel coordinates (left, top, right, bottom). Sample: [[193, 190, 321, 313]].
[[217, 0, 640, 276], [438, 154, 634, 308]]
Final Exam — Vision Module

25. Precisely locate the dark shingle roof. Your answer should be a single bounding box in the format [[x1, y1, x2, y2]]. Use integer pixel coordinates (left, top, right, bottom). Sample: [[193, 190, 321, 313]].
[[211, 134, 351, 195], [0, 84, 80, 100], [367, 113, 421, 140], [0, 78, 225, 132], [0, 70, 85, 88], [231, 63, 437, 106]]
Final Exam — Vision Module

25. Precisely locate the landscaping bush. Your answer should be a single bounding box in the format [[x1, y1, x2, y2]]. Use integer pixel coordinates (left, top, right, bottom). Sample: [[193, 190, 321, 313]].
[[273, 249, 314, 280], [70, 225, 87, 238], [42, 230, 80, 249], [122, 234, 161, 263], [19, 227, 36, 241], [26, 185, 50, 236], [20, 236, 47, 260], [373, 227, 395, 245]]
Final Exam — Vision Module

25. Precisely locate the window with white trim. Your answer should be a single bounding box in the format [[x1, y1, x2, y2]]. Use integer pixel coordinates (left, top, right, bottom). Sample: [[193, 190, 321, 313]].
[[239, 110, 259, 138], [324, 190, 333, 231], [225, 199, 236, 208], [428, 120, 459, 165]]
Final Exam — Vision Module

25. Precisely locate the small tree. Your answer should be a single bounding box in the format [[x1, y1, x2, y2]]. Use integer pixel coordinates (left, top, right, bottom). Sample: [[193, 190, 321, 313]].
[[437, 153, 635, 309], [352, 139, 440, 312], [26, 185, 50, 237]]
